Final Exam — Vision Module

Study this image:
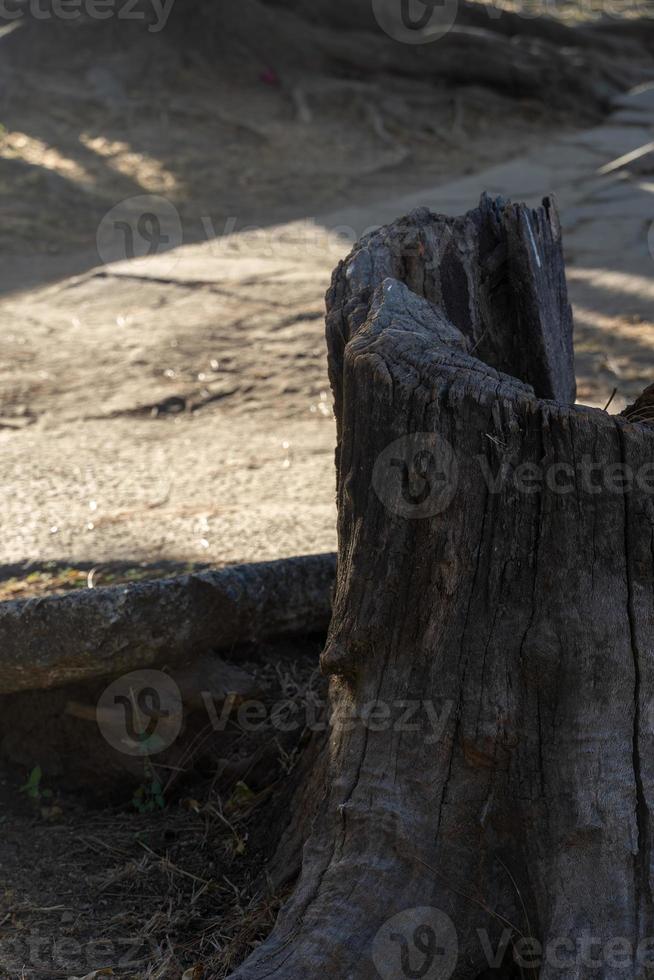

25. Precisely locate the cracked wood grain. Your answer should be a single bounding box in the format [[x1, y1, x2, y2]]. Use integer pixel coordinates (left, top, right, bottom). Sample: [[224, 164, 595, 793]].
[[231, 198, 654, 979]]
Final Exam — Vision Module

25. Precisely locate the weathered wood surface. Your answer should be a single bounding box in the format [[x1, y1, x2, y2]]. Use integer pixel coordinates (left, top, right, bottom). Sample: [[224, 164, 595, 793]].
[[231, 201, 654, 978], [327, 196, 575, 439], [0, 554, 336, 693]]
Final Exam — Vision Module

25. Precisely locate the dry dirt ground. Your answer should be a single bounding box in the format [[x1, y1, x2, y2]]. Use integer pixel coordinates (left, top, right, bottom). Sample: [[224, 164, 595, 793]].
[[0, 40, 579, 980], [0, 37, 584, 591], [3, 25, 654, 980], [0, 634, 328, 979]]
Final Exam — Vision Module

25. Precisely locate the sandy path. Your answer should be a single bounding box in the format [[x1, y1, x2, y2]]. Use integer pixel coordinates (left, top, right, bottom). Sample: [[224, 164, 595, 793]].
[[3, 85, 654, 574], [1, 227, 340, 569]]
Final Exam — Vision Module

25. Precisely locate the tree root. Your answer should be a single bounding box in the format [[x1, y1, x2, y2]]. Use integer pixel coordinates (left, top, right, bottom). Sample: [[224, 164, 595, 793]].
[[0, 553, 336, 693]]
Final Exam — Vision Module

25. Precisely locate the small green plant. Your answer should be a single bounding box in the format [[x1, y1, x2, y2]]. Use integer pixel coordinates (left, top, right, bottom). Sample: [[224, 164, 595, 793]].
[[132, 777, 165, 813], [225, 780, 256, 814], [132, 760, 165, 813], [20, 766, 52, 802]]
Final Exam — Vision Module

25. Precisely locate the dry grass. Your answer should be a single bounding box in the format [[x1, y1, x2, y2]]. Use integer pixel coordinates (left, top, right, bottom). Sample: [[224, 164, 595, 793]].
[[0, 645, 325, 979]]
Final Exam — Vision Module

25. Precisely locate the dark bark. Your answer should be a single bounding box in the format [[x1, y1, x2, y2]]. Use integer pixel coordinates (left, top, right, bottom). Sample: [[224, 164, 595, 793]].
[[327, 196, 576, 483], [229, 200, 654, 978], [0, 553, 336, 693]]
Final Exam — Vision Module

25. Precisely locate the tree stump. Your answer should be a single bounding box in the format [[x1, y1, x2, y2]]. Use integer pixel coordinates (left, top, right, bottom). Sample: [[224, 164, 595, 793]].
[[229, 197, 654, 979]]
